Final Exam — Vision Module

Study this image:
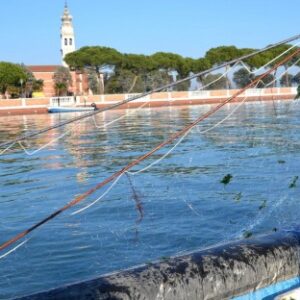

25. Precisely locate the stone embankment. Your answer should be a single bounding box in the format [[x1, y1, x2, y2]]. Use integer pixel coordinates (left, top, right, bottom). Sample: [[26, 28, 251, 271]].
[[0, 87, 296, 116]]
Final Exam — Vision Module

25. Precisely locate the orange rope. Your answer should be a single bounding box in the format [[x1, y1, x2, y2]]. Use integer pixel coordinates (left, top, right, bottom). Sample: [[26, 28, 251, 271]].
[[1, 48, 299, 252]]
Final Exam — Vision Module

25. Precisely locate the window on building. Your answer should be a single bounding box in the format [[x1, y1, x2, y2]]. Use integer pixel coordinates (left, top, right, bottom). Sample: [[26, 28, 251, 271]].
[[69, 38, 72, 46], [64, 38, 68, 46]]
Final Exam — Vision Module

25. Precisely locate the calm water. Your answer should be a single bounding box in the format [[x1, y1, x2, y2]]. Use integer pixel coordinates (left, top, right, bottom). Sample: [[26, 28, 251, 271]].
[[0, 101, 300, 299]]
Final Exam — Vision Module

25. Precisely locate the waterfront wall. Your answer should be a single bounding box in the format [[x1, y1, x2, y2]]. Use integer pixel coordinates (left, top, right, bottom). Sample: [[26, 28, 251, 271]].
[[0, 87, 297, 116], [16, 231, 300, 300]]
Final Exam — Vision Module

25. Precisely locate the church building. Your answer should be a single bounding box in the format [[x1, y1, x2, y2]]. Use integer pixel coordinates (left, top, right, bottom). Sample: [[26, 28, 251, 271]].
[[27, 4, 89, 97]]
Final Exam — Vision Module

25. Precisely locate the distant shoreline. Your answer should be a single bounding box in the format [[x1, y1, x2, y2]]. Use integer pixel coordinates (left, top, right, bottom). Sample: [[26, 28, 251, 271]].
[[0, 87, 296, 117]]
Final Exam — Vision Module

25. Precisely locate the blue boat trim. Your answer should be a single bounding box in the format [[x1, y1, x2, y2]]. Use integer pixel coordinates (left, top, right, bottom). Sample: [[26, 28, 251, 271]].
[[233, 276, 300, 299]]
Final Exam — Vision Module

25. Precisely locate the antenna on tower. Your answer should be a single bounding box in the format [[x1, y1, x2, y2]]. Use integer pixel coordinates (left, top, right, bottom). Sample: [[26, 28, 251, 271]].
[[64, 0, 68, 8]]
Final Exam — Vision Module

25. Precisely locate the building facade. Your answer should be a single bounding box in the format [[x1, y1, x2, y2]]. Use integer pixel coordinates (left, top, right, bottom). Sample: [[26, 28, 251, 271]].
[[27, 65, 89, 97]]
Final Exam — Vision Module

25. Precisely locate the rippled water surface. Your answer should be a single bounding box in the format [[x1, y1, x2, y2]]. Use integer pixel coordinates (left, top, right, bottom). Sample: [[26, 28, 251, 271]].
[[0, 101, 300, 299]]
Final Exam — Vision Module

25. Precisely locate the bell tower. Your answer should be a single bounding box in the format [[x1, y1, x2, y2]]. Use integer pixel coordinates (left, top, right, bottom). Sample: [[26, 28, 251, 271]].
[[60, 2, 76, 67]]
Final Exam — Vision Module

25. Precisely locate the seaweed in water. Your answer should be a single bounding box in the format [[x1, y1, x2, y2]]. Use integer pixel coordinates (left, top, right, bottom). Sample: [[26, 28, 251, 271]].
[[161, 256, 170, 262], [243, 231, 253, 239], [234, 192, 242, 202], [278, 160, 286, 164], [125, 173, 144, 224], [220, 174, 233, 185], [259, 200, 267, 210], [289, 176, 299, 188]]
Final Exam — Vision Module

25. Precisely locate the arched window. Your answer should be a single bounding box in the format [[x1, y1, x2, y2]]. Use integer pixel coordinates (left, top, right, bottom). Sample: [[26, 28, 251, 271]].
[[69, 38, 72, 46], [64, 38, 68, 46]]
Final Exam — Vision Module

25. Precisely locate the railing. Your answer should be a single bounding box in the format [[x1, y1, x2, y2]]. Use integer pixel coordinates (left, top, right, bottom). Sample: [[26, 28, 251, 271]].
[[188, 90, 210, 98], [50, 96, 75, 107], [245, 88, 264, 96], [291, 87, 297, 94], [125, 93, 150, 102]]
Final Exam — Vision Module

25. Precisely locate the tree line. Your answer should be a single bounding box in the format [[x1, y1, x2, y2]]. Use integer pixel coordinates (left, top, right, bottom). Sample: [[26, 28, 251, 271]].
[[65, 44, 300, 94], [1, 43, 300, 99], [0, 62, 44, 98], [0, 63, 73, 99]]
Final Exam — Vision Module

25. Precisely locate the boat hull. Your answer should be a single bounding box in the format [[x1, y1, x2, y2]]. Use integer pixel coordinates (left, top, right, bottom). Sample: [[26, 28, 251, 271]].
[[15, 231, 300, 300], [48, 107, 95, 113]]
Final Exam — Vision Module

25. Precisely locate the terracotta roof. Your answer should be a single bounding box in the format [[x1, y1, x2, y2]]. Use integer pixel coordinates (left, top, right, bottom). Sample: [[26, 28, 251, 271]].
[[27, 65, 62, 72]]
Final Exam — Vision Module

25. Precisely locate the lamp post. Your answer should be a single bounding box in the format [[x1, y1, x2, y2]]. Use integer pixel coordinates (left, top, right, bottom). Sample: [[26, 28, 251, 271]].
[[27, 78, 33, 98], [20, 78, 24, 98]]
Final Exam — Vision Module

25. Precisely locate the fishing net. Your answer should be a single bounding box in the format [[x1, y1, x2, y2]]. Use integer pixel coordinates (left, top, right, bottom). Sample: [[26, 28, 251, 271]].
[[0, 99, 300, 298]]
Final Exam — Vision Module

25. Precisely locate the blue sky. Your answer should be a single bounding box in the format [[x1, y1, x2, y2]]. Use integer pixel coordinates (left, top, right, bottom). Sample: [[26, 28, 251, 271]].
[[0, 0, 299, 65]]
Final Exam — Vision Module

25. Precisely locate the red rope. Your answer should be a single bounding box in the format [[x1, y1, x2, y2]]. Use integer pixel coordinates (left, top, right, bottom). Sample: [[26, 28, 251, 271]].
[[1, 49, 299, 252]]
